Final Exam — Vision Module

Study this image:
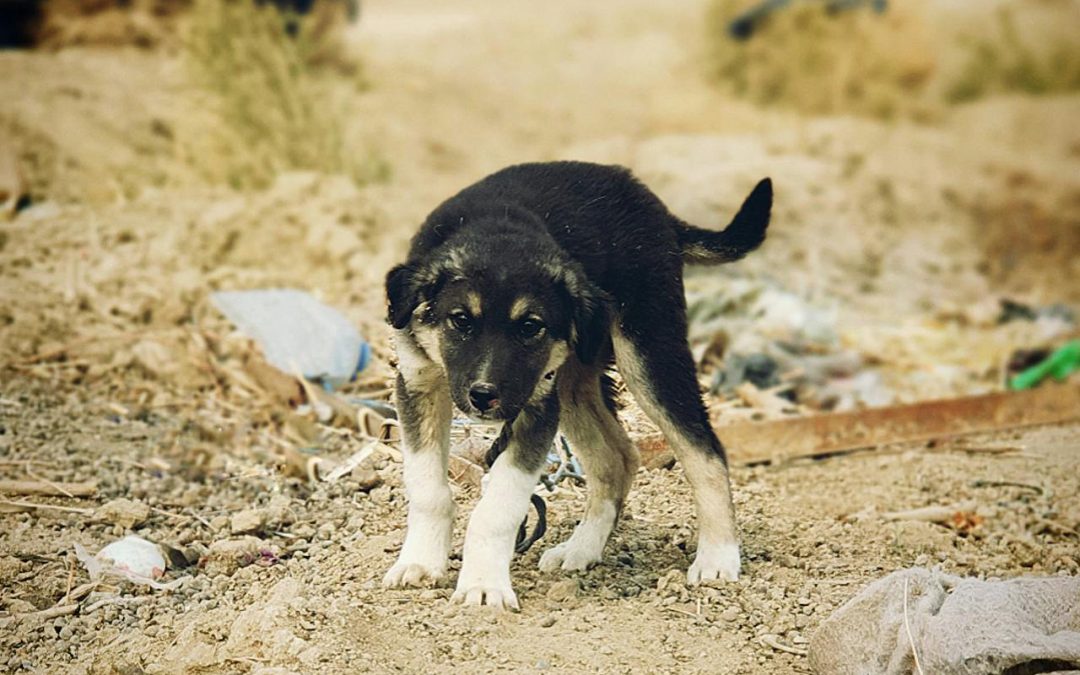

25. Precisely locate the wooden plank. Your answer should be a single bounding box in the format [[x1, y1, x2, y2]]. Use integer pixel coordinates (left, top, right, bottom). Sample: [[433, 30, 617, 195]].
[[640, 384, 1080, 468]]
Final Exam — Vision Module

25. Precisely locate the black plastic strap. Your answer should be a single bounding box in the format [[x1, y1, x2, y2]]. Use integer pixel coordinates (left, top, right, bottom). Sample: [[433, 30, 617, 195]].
[[514, 493, 548, 554]]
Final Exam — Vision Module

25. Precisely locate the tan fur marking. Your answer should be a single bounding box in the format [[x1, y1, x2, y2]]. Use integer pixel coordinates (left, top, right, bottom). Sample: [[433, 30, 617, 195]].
[[509, 296, 534, 321], [466, 292, 483, 318]]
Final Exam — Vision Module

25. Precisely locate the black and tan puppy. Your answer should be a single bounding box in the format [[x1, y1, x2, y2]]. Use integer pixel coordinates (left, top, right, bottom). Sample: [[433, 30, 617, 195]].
[[384, 161, 772, 610]]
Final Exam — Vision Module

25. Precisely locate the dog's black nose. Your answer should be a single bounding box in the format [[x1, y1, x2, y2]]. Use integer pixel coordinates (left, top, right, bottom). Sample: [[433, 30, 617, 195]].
[[468, 383, 500, 412]]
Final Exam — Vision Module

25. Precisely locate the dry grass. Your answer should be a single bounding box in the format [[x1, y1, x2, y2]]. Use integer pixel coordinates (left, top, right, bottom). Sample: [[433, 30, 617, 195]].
[[181, 0, 384, 189], [946, 5, 1080, 104], [705, 0, 1080, 119], [705, 0, 937, 119]]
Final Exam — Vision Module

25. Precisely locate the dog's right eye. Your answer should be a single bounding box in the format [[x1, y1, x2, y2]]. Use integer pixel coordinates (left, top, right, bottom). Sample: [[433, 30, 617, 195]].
[[448, 311, 473, 333]]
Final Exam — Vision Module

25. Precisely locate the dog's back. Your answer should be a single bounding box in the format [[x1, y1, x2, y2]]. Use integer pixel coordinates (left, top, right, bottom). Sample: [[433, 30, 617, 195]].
[[409, 161, 771, 292]]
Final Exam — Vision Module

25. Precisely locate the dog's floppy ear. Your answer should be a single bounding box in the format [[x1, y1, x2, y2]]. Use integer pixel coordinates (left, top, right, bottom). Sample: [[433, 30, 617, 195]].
[[557, 265, 610, 365], [385, 263, 421, 329], [386, 260, 449, 329]]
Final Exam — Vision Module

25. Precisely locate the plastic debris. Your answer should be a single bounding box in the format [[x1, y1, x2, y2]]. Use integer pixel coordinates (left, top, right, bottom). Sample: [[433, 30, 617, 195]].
[[212, 289, 370, 389], [1009, 340, 1080, 391], [75, 536, 185, 590]]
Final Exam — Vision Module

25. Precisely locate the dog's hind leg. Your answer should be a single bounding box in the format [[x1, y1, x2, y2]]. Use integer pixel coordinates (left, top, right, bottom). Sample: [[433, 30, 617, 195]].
[[452, 392, 559, 611], [612, 314, 740, 584], [540, 360, 638, 572], [384, 332, 455, 589]]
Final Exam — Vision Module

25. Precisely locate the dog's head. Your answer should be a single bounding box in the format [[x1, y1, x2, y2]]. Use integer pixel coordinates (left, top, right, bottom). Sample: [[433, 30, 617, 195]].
[[386, 232, 608, 421]]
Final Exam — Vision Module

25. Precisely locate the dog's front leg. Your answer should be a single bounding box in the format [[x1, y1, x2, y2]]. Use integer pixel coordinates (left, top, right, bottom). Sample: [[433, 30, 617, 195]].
[[452, 395, 558, 611], [383, 358, 454, 588]]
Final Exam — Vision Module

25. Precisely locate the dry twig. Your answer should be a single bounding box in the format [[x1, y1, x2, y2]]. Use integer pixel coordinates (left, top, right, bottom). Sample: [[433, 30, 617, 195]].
[[759, 634, 807, 657], [0, 480, 98, 497], [0, 500, 94, 515], [903, 577, 925, 675]]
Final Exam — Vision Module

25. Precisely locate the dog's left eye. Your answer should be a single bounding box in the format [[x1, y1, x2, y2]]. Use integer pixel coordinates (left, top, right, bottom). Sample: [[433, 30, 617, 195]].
[[518, 319, 545, 340], [448, 311, 473, 333]]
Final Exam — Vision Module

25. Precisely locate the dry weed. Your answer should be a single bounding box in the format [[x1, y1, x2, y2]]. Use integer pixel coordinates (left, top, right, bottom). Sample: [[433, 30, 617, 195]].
[[181, 0, 383, 189], [705, 0, 937, 119], [946, 5, 1080, 103]]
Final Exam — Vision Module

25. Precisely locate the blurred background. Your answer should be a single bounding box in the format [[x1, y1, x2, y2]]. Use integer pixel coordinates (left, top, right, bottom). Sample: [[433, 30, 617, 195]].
[[1, 0, 1078, 672]]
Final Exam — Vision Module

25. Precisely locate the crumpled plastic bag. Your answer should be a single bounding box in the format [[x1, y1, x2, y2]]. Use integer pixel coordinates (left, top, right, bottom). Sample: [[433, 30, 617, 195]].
[[212, 289, 370, 389], [75, 536, 186, 590]]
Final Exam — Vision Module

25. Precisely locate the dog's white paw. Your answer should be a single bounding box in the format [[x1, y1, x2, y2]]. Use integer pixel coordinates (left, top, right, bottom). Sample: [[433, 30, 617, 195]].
[[687, 541, 740, 585], [538, 540, 602, 572], [450, 579, 519, 611], [383, 561, 447, 588]]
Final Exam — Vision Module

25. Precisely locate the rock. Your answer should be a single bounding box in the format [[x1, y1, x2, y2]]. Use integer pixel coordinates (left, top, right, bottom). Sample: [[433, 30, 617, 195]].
[[540, 616, 557, 628], [130, 339, 178, 378], [720, 606, 740, 622], [204, 537, 278, 576], [94, 498, 150, 529], [350, 467, 383, 492], [230, 509, 266, 535], [655, 569, 685, 596], [264, 494, 294, 529], [546, 579, 581, 602]]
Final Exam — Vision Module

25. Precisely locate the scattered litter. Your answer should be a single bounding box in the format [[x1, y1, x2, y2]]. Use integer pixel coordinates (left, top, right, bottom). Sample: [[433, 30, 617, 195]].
[[75, 536, 185, 590], [810, 370, 895, 412], [711, 353, 781, 393], [1008, 339, 1080, 390], [540, 436, 586, 490], [212, 289, 370, 389], [809, 568, 1080, 675], [997, 298, 1075, 326], [880, 502, 977, 524], [733, 382, 801, 417], [687, 278, 838, 356], [353, 398, 397, 420], [319, 442, 376, 483]]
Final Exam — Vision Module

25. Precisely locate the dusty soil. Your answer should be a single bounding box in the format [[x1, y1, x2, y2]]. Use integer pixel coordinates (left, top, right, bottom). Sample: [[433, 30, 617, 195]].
[[1, 0, 1079, 673]]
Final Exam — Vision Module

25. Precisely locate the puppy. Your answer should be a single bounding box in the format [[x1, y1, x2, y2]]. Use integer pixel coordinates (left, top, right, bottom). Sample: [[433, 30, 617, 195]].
[[383, 161, 772, 610]]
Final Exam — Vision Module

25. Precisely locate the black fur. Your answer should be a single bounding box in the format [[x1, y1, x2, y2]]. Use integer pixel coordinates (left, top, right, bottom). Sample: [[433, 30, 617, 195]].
[[388, 160, 772, 453]]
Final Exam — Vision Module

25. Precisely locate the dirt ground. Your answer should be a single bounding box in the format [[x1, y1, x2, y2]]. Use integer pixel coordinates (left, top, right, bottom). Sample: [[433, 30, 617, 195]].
[[1, 0, 1079, 673]]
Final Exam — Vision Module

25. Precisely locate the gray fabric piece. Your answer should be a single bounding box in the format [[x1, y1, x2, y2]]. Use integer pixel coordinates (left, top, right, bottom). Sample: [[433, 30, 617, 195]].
[[809, 568, 1080, 675]]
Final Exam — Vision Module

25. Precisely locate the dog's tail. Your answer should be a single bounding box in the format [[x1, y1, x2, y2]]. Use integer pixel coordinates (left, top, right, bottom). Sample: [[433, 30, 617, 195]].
[[675, 177, 772, 264]]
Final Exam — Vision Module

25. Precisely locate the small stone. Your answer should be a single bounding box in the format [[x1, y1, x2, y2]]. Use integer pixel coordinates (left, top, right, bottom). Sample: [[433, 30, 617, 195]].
[[656, 569, 685, 595], [720, 606, 740, 622], [351, 467, 383, 492], [94, 499, 150, 529], [264, 494, 294, 529], [540, 616, 556, 628], [230, 509, 266, 535], [797, 596, 812, 606], [546, 579, 580, 602]]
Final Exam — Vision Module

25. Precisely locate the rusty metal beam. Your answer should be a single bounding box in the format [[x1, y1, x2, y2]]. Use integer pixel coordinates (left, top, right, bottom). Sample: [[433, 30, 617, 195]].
[[641, 384, 1080, 467]]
